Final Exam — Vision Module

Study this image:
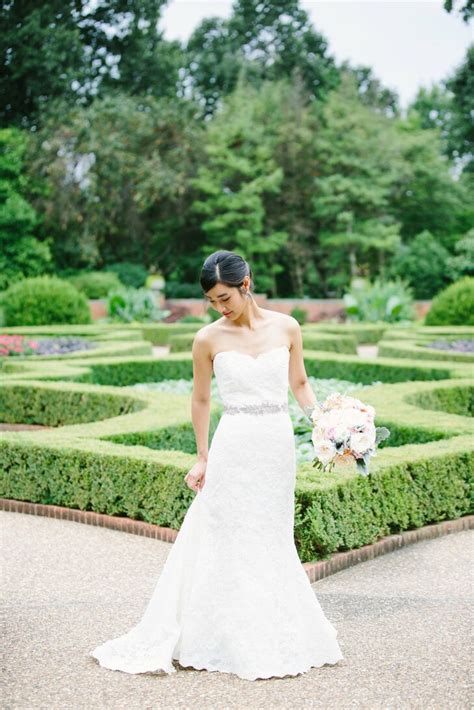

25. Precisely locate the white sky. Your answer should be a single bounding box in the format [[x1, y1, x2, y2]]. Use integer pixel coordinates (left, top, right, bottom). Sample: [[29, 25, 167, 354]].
[[158, 0, 473, 109]]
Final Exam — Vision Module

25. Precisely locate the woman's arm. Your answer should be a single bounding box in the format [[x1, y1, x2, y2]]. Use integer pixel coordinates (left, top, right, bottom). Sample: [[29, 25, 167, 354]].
[[191, 334, 213, 461], [287, 317, 319, 418]]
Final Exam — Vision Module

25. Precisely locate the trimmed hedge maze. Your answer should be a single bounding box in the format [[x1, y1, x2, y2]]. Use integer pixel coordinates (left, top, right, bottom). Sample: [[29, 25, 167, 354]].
[[0, 323, 472, 563]]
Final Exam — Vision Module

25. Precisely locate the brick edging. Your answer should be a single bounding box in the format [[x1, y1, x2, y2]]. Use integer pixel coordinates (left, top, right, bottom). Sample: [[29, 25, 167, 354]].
[[1, 498, 472, 582]]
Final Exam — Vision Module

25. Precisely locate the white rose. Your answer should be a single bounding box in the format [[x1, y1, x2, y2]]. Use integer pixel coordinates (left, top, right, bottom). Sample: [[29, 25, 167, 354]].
[[349, 409, 371, 428], [324, 392, 345, 409], [313, 439, 337, 466], [350, 431, 375, 455], [311, 426, 327, 445], [332, 423, 351, 442]]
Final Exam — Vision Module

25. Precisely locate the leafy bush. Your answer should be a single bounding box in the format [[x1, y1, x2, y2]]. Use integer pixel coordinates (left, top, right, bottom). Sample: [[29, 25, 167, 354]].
[[425, 277, 474, 326], [2, 276, 91, 326], [68, 270, 122, 298], [207, 307, 222, 322], [165, 282, 203, 298], [343, 277, 415, 323], [290, 307, 309, 325], [446, 229, 474, 280], [388, 230, 452, 299], [0, 127, 54, 290], [105, 262, 148, 289], [178, 314, 207, 323], [107, 287, 166, 323]]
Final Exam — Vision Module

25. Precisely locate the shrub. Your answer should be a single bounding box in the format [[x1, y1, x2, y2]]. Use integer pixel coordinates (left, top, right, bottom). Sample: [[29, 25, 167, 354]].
[[343, 277, 415, 323], [388, 230, 451, 298], [178, 315, 207, 323], [107, 287, 166, 322], [425, 277, 474, 326], [207, 307, 222, 322], [446, 229, 474, 281], [105, 262, 148, 289], [165, 282, 203, 298], [0, 127, 54, 290], [68, 270, 122, 299], [291, 307, 309, 325], [2, 276, 91, 326]]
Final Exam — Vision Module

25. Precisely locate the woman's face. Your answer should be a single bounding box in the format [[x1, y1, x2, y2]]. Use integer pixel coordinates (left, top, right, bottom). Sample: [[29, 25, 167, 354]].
[[205, 280, 249, 319]]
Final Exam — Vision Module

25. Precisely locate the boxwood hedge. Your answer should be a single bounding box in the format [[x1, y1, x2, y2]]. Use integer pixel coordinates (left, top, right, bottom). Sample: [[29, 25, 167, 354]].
[[1, 323, 472, 563]]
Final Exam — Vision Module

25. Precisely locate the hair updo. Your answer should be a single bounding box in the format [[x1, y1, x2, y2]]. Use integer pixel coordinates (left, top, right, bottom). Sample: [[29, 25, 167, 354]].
[[200, 250, 254, 297]]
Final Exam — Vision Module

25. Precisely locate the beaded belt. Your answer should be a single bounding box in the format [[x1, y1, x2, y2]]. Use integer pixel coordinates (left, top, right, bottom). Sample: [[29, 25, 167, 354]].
[[222, 401, 289, 415]]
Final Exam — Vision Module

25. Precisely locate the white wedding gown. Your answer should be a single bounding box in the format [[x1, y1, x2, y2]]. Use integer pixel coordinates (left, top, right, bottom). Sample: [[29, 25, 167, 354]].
[[89, 344, 344, 680]]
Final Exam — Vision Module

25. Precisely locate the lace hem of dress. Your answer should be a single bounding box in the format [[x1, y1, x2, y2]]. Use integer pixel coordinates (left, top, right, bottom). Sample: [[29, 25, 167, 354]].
[[89, 649, 344, 682], [173, 651, 344, 681]]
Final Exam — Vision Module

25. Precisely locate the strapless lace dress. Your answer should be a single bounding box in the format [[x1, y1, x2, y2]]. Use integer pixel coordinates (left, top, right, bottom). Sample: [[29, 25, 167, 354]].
[[89, 345, 344, 680]]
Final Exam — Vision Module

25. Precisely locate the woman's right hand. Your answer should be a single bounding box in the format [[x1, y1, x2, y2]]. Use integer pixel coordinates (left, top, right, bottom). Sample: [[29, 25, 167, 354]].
[[184, 459, 207, 493]]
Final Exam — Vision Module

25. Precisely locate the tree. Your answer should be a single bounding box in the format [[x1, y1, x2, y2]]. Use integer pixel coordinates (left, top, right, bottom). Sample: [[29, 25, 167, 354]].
[[338, 62, 400, 118], [184, 0, 338, 116], [390, 116, 468, 244], [0, 127, 52, 289], [408, 46, 474, 172], [28, 93, 205, 274], [447, 228, 474, 279], [1, 0, 182, 129], [445, 45, 474, 170], [388, 230, 452, 298], [443, 0, 473, 23], [191, 78, 288, 296], [311, 73, 403, 288]]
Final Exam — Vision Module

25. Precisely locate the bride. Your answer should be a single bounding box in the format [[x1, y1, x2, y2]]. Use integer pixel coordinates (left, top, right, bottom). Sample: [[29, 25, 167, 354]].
[[89, 250, 344, 681]]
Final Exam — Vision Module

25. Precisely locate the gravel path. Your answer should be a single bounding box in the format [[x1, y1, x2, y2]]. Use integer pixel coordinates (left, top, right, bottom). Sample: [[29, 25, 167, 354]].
[[2, 511, 472, 709]]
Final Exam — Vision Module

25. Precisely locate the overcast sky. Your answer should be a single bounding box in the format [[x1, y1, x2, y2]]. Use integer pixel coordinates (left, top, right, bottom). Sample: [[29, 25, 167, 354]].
[[158, 0, 473, 110]]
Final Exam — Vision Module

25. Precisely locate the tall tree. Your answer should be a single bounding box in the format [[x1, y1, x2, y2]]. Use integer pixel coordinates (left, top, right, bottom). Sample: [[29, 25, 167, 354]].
[[184, 0, 338, 116], [409, 46, 474, 172], [311, 73, 403, 289], [389, 123, 466, 245], [1, 0, 181, 129], [28, 93, 204, 272], [443, 0, 473, 23], [445, 44, 474, 170], [338, 62, 400, 118], [191, 77, 288, 296], [0, 127, 52, 289]]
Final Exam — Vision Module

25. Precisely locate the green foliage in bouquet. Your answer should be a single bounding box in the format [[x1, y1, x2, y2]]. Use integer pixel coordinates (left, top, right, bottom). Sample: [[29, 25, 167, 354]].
[[310, 424, 391, 477]]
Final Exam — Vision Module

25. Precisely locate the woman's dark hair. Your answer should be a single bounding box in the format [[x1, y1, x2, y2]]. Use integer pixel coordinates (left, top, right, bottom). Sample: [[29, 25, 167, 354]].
[[200, 250, 254, 296]]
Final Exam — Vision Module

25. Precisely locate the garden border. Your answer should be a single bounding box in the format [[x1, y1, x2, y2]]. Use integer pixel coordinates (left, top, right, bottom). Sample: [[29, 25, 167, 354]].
[[1, 497, 471, 582]]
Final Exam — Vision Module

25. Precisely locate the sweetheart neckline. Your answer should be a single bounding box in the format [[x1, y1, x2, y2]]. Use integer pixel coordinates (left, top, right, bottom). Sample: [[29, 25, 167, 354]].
[[212, 344, 290, 363]]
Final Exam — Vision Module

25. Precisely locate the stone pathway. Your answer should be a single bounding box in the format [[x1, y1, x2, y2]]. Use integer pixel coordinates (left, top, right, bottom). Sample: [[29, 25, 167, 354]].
[[152, 345, 171, 358], [356, 344, 379, 358], [2, 511, 471, 709], [0, 423, 52, 431]]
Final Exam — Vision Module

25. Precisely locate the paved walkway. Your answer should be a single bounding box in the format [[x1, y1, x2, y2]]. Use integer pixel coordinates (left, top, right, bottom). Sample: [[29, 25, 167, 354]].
[[2, 511, 472, 709]]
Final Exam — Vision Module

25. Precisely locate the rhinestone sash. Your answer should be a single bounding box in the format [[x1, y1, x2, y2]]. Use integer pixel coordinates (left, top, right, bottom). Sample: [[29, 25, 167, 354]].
[[222, 400, 289, 416]]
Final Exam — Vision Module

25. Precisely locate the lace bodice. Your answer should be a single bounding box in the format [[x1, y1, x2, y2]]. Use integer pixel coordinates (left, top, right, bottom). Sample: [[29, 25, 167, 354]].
[[212, 344, 290, 409]]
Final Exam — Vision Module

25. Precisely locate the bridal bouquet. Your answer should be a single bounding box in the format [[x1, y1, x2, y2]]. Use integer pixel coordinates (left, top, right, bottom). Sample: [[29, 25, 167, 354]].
[[305, 393, 390, 476]]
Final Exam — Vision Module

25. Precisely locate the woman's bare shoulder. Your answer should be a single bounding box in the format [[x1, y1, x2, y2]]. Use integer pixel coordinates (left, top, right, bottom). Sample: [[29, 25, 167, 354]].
[[263, 309, 299, 334], [192, 321, 226, 355]]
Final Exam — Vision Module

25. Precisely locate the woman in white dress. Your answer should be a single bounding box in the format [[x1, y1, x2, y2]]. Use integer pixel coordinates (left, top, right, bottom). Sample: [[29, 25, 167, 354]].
[[89, 250, 344, 681]]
